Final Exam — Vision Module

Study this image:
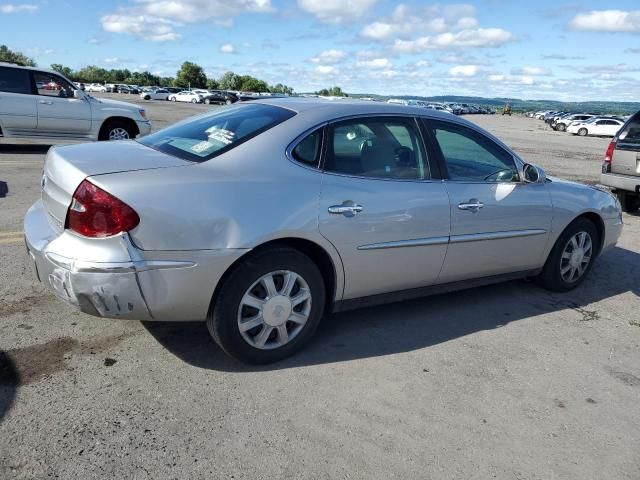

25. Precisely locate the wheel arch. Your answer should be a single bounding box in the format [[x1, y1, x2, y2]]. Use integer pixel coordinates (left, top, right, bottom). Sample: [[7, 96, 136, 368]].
[[99, 116, 140, 139], [207, 237, 343, 318], [575, 211, 605, 256]]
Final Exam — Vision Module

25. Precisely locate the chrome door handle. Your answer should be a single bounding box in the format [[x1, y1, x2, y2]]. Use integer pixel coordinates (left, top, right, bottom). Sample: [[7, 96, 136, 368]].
[[328, 202, 364, 217], [458, 200, 484, 211], [39, 100, 53, 105]]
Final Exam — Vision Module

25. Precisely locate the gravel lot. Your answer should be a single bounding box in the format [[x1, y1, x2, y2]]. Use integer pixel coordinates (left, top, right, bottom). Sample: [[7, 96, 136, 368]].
[[1, 97, 639, 479]]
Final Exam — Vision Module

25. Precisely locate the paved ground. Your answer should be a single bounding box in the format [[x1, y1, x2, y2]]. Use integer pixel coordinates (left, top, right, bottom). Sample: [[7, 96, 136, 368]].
[[1, 99, 639, 479]]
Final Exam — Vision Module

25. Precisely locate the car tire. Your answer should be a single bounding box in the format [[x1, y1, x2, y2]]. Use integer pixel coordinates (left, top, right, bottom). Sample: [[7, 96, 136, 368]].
[[191, 98, 197, 104], [225, 98, 232, 105], [204, 98, 211, 105], [536, 218, 599, 292], [556, 124, 566, 132], [171, 97, 176, 102], [617, 192, 640, 213], [207, 247, 326, 364], [144, 95, 151, 100], [578, 128, 588, 136], [98, 120, 135, 141]]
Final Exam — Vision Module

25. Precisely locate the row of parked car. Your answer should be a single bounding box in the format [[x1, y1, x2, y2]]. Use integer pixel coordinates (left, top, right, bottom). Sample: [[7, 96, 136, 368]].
[[386, 99, 495, 115], [526, 110, 629, 137]]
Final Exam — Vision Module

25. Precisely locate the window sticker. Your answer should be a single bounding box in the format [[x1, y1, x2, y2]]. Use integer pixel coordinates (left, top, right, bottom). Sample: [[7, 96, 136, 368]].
[[206, 127, 235, 145], [168, 138, 218, 157]]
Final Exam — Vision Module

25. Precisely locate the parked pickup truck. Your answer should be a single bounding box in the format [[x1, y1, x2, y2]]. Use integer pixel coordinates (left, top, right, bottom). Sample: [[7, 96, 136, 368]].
[[601, 110, 640, 213]]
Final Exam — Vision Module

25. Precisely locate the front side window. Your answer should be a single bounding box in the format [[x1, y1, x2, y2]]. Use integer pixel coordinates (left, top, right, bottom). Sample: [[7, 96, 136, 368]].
[[0, 67, 31, 94], [324, 117, 429, 180], [430, 121, 519, 182], [138, 103, 296, 163], [33, 72, 75, 98]]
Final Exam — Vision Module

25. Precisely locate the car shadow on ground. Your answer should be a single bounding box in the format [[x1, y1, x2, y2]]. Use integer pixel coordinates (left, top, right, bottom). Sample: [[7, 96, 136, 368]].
[[0, 352, 19, 422], [0, 144, 52, 155], [0, 181, 8, 198], [142, 246, 639, 372]]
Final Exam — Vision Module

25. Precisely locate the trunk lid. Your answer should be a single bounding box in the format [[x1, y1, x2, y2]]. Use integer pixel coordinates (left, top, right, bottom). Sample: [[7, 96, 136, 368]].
[[41, 140, 189, 233]]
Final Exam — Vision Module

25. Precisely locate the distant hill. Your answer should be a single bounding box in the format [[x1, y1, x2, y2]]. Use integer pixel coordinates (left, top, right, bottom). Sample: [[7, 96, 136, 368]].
[[347, 94, 640, 115]]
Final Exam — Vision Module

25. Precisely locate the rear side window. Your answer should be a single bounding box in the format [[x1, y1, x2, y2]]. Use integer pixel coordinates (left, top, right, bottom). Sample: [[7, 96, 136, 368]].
[[138, 103, 296, 163], [291, 129, 322, 167], [618, 113, 640, 147], [0, 67, 31, 94]]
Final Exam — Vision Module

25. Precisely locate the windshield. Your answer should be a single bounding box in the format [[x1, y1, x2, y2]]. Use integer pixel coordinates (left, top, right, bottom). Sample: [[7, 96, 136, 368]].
[[138, 103, 296, 163]]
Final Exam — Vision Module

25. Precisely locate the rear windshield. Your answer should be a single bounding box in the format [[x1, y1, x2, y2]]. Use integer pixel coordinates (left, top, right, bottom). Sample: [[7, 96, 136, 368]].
[[138, 103, 296, 162], [617, 112, 640, 147]]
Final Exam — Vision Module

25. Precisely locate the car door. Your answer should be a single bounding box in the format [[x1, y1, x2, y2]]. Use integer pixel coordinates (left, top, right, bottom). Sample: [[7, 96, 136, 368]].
[[32, 71, 91, 134], [423, 118, 552, 283], [603, 120, 622, 136], [0, 66, 37, 133], [316, 116, 451, 300]]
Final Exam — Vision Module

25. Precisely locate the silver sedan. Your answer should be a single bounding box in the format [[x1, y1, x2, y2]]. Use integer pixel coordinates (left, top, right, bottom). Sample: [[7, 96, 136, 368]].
[[24, 99, 624, 363]]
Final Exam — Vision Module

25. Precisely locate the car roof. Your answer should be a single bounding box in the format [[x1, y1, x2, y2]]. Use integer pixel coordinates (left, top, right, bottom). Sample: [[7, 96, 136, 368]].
[[0, 62, 58, 74], [252, 96, 459, 121]]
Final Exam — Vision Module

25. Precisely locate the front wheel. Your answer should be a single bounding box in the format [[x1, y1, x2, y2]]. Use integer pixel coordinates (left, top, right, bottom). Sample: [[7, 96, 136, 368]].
[[204, 98, 211, 105], [170, 97, 176, 102], [99, 120, 135, 141], [536, 218, 599, 292], [556, 123, 566, 132], [578, 128, 588, 136], [191, 98, 197, 104], [207, 247, 326, 364]]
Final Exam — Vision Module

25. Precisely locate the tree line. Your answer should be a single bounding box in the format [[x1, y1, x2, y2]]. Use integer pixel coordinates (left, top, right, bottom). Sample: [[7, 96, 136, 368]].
[[1, 45, 345, 96]]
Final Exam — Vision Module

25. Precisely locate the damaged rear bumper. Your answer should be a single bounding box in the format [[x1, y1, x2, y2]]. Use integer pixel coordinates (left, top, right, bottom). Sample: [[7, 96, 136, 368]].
[[24, 200, 191, 320]]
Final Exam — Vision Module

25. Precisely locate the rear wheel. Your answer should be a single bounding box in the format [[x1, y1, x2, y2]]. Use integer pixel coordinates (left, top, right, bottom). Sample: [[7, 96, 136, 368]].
[[171, 97, 176, 102], [578, 128, 588, 136], [617, 192, 639, 213], [225, 98, 233, 105], [556, 123, 566, 131], [191, 98, 197, 104], [537, 218, 599, 292], [204, 98, 211, 105], [99, 120, 135, 141], [207, 247, 325, 364]]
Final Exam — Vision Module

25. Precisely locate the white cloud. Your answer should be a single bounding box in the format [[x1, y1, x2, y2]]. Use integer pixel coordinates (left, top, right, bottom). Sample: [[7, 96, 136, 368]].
[[101, 0, 273, 41], [298, 0, 377, 24], [511, 66, 552, 76], [219, 43, 236, 54], [103, 57, 121, 64], [360, 4, 478, 41], [448, 65, 478, 77], [394, 28, 514, 52], [311, 49, 347, 64], [488, 74, 535, 85], [101, 14, 181, 42], [0, 4, 38, 13], [356, 58, 391, 69], [569, 10, 640, 33], [315, 65, 337, 75]]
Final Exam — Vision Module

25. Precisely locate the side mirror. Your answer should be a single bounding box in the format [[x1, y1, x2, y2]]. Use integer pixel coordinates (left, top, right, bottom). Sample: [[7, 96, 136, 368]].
[[523, 163, 546, 183], [73, 89, 85, 100]]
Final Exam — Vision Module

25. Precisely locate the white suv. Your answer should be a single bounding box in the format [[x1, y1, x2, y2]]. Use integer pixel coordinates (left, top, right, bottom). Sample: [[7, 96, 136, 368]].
[[0, 63, 151, 141]]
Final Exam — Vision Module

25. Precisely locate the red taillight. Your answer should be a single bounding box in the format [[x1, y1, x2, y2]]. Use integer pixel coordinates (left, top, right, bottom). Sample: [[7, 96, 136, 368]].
[[66, 180, 140, 238], [604, 140, 616, 164]]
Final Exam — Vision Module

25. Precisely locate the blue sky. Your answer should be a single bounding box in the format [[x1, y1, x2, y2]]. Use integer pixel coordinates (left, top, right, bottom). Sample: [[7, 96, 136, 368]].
[[2, 1, 640, 100]]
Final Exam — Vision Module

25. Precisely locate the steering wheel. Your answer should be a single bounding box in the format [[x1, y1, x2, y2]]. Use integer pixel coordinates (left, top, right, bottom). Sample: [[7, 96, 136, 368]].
[[483, 168, 515, 181]]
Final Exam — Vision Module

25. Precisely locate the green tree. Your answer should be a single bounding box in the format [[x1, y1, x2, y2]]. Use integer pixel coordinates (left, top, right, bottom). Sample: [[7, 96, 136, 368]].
[[174, 61, 207, 88], [317, 86, 346, 97], [0, 45, 36, 66], [50, 64, 74, 78], [159, 76, 175, 87], [217, 71, 243, 91], [206, 78, 220, 90], [270, 83, 294, 95], [124, 71, 161, 86], [75, 65, 109, 83], [240, 75, 269, 93]]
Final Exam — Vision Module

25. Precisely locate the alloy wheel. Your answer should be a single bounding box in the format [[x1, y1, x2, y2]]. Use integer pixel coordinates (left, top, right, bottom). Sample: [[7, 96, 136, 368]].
[[560, 231, 593, 283], [237, 270, 312, 350], [108, 127, 130, 140]]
